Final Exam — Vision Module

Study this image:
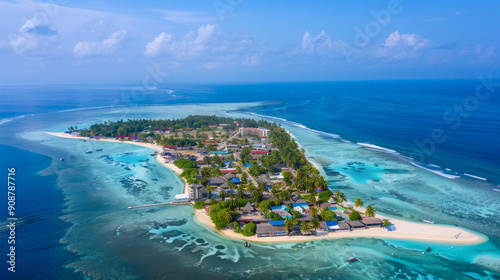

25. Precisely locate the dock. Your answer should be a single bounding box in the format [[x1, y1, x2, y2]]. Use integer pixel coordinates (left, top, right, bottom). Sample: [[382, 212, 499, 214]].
[[127, 201, 191, 209]]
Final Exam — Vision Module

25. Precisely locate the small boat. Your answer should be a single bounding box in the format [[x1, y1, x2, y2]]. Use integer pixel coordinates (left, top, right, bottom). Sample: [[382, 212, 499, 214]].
[[83, 140, 86, 142], [244, 242, 250, 248], [150, 152, 159, 156], [60, 158, 64, 161], [96, 149, 103, 151], [426, 246, 431, 252], [347, 254, 360, 263], [85, 151, 92, 154], [422, 217, 434, 224]]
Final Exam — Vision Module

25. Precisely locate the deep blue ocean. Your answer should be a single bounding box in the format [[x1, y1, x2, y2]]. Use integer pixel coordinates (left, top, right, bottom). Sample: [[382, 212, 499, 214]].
[[0, 81, 499, 279]]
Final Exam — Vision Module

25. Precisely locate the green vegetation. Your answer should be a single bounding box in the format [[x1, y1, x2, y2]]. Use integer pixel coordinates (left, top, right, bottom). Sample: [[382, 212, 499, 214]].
[[349, 209, 361, 221], [355, 197, 364, 208], [365, 205, 375, 217], [242, 221, 256, 236], [320, 207, 337, 221], [174, 158, 198, 169], [318, 190, 333, 202], [194, 201, 206, 209], [382, 219, 391, 226], [209, 202, 233, 230]]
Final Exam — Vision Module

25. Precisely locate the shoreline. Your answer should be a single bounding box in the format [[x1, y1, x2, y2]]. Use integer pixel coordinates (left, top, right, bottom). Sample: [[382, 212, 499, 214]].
[[45, 132, 487, 245]]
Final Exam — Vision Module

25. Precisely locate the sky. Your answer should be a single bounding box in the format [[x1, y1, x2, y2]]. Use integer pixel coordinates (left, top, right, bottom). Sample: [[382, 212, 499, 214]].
[[1, 0, 499, 85]]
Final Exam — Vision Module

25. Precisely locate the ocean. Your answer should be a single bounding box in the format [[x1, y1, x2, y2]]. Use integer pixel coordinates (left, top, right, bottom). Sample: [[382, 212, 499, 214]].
[[0, 81, 499, 279]]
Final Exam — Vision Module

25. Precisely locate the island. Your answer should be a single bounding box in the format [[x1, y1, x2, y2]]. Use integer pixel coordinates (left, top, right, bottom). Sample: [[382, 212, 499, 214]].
[[46, 115, 485, 245]]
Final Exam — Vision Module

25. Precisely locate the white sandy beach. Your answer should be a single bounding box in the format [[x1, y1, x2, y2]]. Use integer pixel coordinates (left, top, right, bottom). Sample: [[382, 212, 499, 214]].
[[46, 131, 486, 245]]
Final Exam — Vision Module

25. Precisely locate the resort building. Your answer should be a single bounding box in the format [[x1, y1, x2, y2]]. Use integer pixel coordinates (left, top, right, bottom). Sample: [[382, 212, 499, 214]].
[[361, 217, 382, 227], [189, 184, 206, 200], [238, 127, 270, 137]]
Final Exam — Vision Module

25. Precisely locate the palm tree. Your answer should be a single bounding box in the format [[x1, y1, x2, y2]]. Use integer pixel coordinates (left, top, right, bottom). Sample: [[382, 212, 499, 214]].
[[285, 219, 293, 236], [339, 192, 346, 203], [355, 198, 363, 208], [365, 205, 375, 217], [301, 222, 310, 234], [335, 190, 340, 200], [310, 206, 318, 218], [207, 185, 213, 199], [311, 219, 320, 231]]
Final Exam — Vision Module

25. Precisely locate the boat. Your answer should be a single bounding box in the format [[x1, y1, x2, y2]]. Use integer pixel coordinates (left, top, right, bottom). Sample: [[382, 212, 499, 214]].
[[244, 242, 250, 248], [347, 254, 360, 263], [85, 151, 92, 154], [422, 217, 434, 224], [150, 152, 159, 156], [60, 158, 64, 161], [426, 246, 431, 252], [96, 149, 103, 151]]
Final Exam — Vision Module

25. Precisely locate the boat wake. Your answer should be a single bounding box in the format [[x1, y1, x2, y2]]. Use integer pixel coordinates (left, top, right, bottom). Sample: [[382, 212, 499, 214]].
[[247, 112, 497, 182]]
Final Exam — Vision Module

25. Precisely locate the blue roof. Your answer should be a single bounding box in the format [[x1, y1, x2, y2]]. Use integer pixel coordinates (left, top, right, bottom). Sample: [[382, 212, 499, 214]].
[[229, 177, 241, 183], [317, 189, 323, 193], [212, 150, 228, 154], [326, 221, 339, 226], [293, 203, 309, 208], [271, 205, 289, 212], [269, 220, 285, 226], [244, 162, 252, 168]]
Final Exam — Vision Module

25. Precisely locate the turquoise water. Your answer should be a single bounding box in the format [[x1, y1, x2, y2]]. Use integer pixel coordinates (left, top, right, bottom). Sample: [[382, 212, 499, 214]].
[[6, 104, 496, 279]]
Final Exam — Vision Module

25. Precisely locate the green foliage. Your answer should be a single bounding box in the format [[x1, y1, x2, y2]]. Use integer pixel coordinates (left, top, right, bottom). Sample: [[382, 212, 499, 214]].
[[310, 219, 320, 230], [382, 219, 391, 226], [318, 190, 333, 202], [194, 201, 206, 209], [355, 197, 363, 208], [258, 200, 271, 212], [365, 205, 375, 217], [210, 203, 232, 229], [242, 221, 256, 236], [282, 171, 292, 184], [349, 209, 361, 221], [319, 207, 337, 221], [174, 158, 198, 169], [284, 219, 293, 233], [291, 210, 302, 219]]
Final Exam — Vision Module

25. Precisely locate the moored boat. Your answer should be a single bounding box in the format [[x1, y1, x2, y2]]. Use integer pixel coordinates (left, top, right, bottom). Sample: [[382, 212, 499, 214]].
[[347, 254, 360, 263]]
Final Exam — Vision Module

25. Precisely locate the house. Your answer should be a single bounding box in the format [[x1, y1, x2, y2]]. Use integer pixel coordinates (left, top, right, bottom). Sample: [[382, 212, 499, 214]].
[[242, 202, 255, 213], [335, 223, 351, 231], [220, 168, 237, 173], [174, 194, 190, 203], [189, 184, 206, 200], [257, 176, 273, 188], [256, 223, 287, 237], [361, 217, 382, 227], [348, 220, 366, 230], [207, 177, 227, 187], [229, 177, 242, 184]]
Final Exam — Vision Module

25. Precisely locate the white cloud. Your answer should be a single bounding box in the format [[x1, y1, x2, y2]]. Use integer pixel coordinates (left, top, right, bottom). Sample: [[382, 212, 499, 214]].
[[9, 17, 59, 53], [300, 31, 336, 56], [73, 30, 127, 57], [144, 24, 219, 59], [194, 24, 217, 45], [243, 52, 263, 66], [383, 31, 431, 49], [144, 32, 172, 57], [377, 31, 431, 60]]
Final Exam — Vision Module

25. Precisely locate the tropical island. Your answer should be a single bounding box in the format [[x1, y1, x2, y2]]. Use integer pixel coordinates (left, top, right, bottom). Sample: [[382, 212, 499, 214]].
[[47, 115, 485, 244]]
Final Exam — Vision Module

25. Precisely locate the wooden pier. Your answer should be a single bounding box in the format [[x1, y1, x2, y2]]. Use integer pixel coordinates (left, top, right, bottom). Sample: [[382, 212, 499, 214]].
[[127, 201, 191, 209]]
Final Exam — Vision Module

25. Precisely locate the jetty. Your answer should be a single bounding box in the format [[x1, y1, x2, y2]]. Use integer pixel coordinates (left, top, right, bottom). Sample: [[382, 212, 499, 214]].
[[127, 201, 191, 209]]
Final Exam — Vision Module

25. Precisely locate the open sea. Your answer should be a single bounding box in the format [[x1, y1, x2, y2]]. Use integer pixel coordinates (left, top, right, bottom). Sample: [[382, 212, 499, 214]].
[[0, 81, 499, 279]]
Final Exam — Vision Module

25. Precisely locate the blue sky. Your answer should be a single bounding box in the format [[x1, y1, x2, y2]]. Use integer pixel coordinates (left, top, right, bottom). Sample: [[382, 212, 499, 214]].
[[1, 0, 499, 85]]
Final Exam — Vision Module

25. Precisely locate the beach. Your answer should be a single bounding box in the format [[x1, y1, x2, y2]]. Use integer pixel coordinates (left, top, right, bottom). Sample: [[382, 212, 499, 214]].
[[46, 131, 487, 245]]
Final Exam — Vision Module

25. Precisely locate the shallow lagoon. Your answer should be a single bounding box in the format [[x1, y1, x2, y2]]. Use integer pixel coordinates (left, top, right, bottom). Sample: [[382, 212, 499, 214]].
[[4, 103, 500, 279]]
